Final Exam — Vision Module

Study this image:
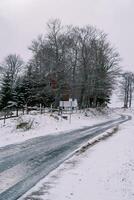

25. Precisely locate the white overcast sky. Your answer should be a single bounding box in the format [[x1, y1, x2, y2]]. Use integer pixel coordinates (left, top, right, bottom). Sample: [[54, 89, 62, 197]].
[[0, 0, 134, 72]]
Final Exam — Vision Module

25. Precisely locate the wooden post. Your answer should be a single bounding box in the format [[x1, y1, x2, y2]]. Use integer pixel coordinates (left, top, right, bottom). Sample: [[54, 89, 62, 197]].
[[69, 111, 72, 124], [26, 103, 28, 114], [16, 108, 18, 117], [69, 101, 72, 124], [22, 107, 24, 115], [40, 103, 42, 114], [4, 112, 6, 124], [51, 104, 53, 115]]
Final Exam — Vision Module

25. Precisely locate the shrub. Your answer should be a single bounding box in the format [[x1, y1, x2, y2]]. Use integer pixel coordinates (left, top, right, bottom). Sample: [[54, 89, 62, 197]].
[[16, 116, 34, 131]]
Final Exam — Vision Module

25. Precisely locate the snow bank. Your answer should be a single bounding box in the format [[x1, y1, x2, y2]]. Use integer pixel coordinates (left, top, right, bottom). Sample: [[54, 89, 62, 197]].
[[0, 108, 118, 148]]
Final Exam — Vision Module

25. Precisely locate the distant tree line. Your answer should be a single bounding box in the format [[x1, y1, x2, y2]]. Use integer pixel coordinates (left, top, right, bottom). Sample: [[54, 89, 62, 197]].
[[120, 72, 134, 108], [0, 19, 122, 111]]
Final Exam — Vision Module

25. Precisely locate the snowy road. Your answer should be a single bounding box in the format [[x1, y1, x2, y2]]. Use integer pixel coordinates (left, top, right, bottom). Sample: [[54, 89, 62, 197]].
[[0, 115, 131, 200]]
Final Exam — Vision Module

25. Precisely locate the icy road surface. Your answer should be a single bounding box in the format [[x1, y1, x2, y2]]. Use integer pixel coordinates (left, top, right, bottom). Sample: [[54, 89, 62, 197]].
[[0, 115, 131, 200]]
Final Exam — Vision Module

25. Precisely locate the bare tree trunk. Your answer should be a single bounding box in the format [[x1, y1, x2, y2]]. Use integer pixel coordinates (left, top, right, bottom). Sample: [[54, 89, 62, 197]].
[[129, 82, 132, 108]]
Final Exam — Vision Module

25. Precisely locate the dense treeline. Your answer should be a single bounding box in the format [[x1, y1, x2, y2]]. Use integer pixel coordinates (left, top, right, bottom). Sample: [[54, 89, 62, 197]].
[[0, 19, 120, 110], [120, 72, 134, 108]]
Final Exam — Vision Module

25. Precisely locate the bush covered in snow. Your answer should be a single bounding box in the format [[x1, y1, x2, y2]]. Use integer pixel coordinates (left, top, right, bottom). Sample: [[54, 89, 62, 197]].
[[16, 116, 34, 131]]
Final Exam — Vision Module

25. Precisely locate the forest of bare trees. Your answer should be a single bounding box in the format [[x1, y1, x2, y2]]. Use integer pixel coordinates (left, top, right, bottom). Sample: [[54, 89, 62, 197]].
[[0, 19, 129, 111]]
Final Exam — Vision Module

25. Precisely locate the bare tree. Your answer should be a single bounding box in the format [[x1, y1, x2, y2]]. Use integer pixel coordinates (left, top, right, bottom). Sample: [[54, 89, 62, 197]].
[[3, 54, 23, 86], [121, 72, 134, 108], [27, 19, 120, 108]]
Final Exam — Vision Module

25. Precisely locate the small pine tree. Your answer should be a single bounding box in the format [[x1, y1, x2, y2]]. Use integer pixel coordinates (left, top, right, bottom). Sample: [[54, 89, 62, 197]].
[[0, 71, 13, 109]]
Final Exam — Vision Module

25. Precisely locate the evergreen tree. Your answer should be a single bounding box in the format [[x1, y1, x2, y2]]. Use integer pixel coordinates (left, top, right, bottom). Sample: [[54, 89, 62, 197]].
[[0, 71, 13, 109]]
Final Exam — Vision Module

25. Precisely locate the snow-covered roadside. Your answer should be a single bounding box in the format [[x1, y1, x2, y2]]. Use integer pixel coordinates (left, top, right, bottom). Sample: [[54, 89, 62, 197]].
[[0, 108, 118, 148], [19, 109, 134, 200]]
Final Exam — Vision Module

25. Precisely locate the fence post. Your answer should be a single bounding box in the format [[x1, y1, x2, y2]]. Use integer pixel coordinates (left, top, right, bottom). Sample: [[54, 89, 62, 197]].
[[51, 104, 53, 115], [4, 112, 6, 124], [40, 103, 42, 114]]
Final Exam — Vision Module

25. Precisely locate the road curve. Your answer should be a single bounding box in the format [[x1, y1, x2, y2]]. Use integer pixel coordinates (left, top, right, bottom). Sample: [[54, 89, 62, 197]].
[[0, 115, 131, 200]]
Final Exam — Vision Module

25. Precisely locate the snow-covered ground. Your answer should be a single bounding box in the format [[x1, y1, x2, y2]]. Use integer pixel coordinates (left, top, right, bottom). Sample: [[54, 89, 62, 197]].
[[0, 108, 118, 148], [19, 108, 134, 200]]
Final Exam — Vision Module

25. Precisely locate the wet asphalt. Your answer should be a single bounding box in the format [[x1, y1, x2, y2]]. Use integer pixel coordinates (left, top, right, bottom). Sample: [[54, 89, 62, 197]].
[[0, 115, 131, 200]]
